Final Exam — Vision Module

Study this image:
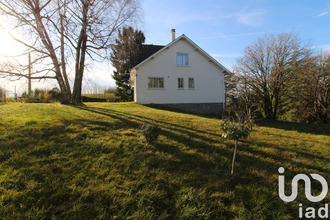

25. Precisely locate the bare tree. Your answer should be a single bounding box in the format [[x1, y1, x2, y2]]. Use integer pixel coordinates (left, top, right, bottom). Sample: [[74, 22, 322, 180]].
[[315, 53, 330, 122], [239, 72, 254, 120], [292, 52, 330, 122], [225, 71, 255, 120], [235, 32, 310, 119], [0, 0, 140, 104]]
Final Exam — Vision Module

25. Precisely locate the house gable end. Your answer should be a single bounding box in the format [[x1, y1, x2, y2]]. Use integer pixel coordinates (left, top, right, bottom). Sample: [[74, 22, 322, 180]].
[[131, 35, 230, 75]]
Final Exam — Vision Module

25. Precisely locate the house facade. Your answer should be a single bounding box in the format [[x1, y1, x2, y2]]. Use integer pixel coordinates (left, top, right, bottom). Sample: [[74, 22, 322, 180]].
[[130, 30, 229, 114]]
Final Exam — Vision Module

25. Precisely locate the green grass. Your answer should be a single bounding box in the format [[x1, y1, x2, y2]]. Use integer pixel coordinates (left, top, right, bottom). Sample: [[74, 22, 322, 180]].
[[82, 93, 116, 101], [0, 103, 329, 219]]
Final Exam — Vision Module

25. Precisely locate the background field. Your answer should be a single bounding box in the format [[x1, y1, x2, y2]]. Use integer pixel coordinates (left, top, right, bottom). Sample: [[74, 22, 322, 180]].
[[0, 103, 329, 219], [82, 93, 116, 102]]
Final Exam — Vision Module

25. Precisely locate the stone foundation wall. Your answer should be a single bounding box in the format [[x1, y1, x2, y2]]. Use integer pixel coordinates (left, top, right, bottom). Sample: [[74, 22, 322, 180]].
[[153, 103, 224, 115]]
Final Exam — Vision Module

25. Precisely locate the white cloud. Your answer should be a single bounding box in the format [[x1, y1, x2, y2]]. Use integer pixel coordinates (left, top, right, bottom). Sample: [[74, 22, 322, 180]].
[[317, 11, 330, 17], [313, 44, 330, 52], [236, 8, 267, 27], [223, 7, 267, 27]]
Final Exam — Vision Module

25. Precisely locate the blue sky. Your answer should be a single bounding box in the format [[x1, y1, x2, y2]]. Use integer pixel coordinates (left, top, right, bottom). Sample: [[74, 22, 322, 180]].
[[1, 0, 330, 94], [141, 0, 330, 69]]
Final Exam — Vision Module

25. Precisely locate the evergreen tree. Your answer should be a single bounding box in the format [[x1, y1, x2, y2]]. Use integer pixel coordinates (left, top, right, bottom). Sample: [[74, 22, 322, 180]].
[[111, 27, 145, 101]]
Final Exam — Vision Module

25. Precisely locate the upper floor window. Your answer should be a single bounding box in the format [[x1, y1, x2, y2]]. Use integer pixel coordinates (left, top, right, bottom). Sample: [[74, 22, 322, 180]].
[[148, 77, 164, 88], [177, 53, 188, 66], [178, 78, 184, 89]]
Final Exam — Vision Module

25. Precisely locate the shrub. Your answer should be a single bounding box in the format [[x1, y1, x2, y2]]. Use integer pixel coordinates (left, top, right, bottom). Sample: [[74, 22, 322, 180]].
[[139, 122, 160, 146], [220, 119, 254, 175], [220, 119, 253, 141], [48, 87, 62, 101], [22, 87, 61, 103]]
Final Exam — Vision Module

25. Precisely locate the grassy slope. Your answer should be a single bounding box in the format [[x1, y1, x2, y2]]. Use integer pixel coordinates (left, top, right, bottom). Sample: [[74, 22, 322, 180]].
[[0, 103, 329, 219]]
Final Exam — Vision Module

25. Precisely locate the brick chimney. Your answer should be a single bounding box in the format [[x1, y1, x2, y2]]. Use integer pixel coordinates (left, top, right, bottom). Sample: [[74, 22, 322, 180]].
[[171, 29, 176, 42]]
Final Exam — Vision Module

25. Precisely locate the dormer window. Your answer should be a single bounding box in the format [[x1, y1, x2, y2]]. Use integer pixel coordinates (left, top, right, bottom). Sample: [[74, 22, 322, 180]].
[[177, 53, 188, 66]]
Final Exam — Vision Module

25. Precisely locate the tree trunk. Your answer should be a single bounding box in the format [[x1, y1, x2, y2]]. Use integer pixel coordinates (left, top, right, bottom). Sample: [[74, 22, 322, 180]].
[[231, 140, 238, 176], [59, 0, 71, 103], [28, 53, 32, 98], [72, 2, 89, 105], [33, 9, 71, 104], [72, 34, 87, 105], [72, 66, 84, 104]]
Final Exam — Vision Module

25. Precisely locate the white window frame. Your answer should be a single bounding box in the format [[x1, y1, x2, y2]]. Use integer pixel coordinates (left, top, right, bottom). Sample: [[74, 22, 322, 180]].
[[177, 53, 189, 66], [148, 77, 164, 89]]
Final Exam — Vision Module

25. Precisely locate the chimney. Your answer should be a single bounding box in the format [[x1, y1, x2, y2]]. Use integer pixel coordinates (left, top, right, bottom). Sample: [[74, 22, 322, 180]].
[[171, 29, 176, 42]]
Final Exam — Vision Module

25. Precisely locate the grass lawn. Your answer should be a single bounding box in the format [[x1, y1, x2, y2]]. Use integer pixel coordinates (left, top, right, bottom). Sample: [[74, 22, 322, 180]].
[[0, 103, 329, 219]]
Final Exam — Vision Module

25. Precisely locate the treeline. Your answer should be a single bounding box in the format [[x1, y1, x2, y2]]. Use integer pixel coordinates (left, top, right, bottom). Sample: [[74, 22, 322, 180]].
[[22, 88, 62, 103], [0, 86, 117, 103], [0, 87, 61, 103], [226, 32, 329, 123]]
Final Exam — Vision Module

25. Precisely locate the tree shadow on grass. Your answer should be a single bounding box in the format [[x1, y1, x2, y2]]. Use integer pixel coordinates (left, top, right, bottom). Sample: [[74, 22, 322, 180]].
[[72, 107, 282, 182], [3, 104, 312, 219], [256, 119, 330, 136], [73, 105, 328, 175], [144, 104, 222, 119], [72, 105, 274, 171], [74, 105, 220, 139], [67, 105, 328, 219], [239, 139, 329, 174]]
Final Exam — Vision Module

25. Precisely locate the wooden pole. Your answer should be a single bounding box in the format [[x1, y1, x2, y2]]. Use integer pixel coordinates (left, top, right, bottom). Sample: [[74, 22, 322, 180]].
[[231, 140, 238, 176], [14, 86, 17, 101], [28, 53, 32, 98]]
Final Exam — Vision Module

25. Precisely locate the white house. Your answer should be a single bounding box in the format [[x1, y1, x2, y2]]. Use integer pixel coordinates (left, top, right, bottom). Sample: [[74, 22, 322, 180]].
[[130, 30, 229, 114]]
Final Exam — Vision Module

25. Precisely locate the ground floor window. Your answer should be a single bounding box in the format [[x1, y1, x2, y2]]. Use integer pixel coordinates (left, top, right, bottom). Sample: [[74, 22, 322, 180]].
[[188, 78, 194, 89], [178, 78, 184, 89], [148, 77, 164, 88]]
